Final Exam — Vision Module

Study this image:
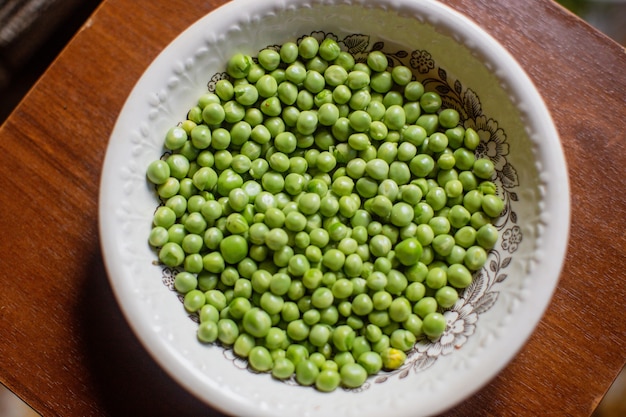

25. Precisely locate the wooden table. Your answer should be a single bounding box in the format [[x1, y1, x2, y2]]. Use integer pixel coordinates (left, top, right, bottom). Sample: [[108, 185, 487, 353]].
[[0, 0, 624, 415]]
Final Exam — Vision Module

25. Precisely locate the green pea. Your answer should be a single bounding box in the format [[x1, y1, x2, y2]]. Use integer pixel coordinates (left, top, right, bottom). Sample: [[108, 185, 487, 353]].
[[476, 223, 499, 249], [314, 368, 340, 392], [316, 151, 337, 173], [389, 65, 411, 85], [432, 233, 455, 257], [322, 249, 346, 272], [146, 159, 171, 185], [383, 90, 403, 107], [464, 127, 480, 150], [331, 325, 355, 353], [340, 363, 367, 388], [159, 241, 185, 267], [197, 321, 219, 343], [254, 48, 279, 71], [164, 126, 188, 150], [377, 142, 398, 165], [276, 41, 297, 63], [473, 158, 495, 179], [482, 194, 505, 218], [439, 108, 460, 128], [346, 70, 370, 90], [226, 53, 253, 79], [293, 359, 318, 386], [422, 312, 446, 339], [364, 158, 388, 181], [416, 114, 439, 135], [370, 71, 393, 93], [447, 263, 474, 288], [428, 132, 449, 153], [247, 345, 273, 372], [420, 91, 442, 113], [218, 234, 247, 264], [384, 105, 406, 130], [232, 83, 258, 106], [414, 296, 438, 319], [298, 36, 319, 59], [434, 286, 458, 308]]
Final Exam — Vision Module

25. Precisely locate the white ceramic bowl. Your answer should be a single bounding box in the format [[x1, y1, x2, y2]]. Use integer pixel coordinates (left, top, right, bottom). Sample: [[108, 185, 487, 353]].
[[99, 0, 570, 416]]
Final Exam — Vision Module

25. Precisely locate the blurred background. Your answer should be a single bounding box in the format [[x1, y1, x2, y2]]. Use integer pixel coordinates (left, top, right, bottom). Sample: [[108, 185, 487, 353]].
[[0, 0, 624, 416]]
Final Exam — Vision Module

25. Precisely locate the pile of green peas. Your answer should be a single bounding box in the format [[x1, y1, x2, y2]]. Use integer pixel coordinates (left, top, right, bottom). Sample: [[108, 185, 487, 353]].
[[146, 36, 505, 392]]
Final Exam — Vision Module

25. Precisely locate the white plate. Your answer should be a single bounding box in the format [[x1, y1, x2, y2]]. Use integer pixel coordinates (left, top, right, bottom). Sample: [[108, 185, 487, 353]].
[[99, 0, 570, 416]]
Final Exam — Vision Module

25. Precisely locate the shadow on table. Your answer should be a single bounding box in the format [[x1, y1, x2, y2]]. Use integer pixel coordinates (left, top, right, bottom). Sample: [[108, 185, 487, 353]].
[[78, 251, 227, 417]]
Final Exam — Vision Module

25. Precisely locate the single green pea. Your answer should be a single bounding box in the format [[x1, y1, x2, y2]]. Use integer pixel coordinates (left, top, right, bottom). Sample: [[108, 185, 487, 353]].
[[307, 36, 333, 60], [148, 225, 169, 247], [256, 48, 280, 71], [153, 206, 177, 229], [294, 359, 319, 386], [332, 325, 356, 352], [215, 318, 239, 345], [219, 234, 248, 264], [364, 158, 388, 181], [156, 176, 180, 199], [346, 70, 370, 90], [428, 132, 449, 153], [365, 50, 387, 72], [445, 263, 472, 288], [287, 319, 310, 342], [315, 368, 341, 392], [423, 187, 446, 212], [383, 90, 403, 107], [279, 41, 299, 63], [215, 79, 234, 101], [403, 81, 424, 101], [432, 233, 455, 257], [414, 296, 438, 319], [473, 158, 495, 179], [197, 321, 219, 343], [241, 307, 272, 338], [370, 71, 393, 93], [245, 63, 265, 83], [247, 345, 273, 372], [416, 114, 439, 135], [164, 126, 188, 150], [158, 240, 186, 267], [434, 286, 458, 308], [419, 91, 442, 113], [260, 96, 282, 117], [209, 129, 230, 153], [232, 332, 255, 358], [438, 108, 460, 128], [147, 160, 171, 185], [331, 50, 353, 70], [384, 105, 406, 131], [232, 83, 259, 106], [226, 53, 253, 79], [270, 356, 294, 380], [340, 363, 368, 388], [298, 36, 319, 59], [348, 89, 371, 110], [401, 101, 420, 124], [463, 127, 480, 150], [316, 151, 337, 173], [422, 312, 447, 339], [476, 223, 499, 249], [482, 194, 505, 218], [389, 65, 411, 85]]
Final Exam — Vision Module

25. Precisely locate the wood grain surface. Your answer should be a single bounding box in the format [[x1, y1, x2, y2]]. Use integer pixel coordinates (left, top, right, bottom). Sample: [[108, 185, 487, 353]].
[[0, 0, 624, 416]]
